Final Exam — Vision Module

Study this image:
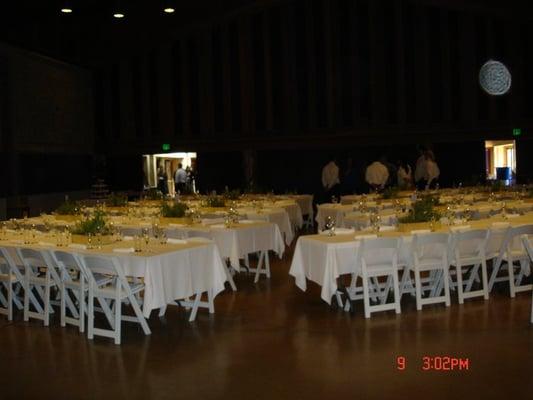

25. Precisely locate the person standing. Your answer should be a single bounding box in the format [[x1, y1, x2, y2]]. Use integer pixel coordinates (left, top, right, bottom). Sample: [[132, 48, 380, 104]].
[[174, 163, 187, 194], [397, 160, 413, 189], [425, 152, 440, 189], [321, 156, 340, 202], [365, 158, 389, 192], [414, 147, 428, 190], [157, 164, 167, 195]]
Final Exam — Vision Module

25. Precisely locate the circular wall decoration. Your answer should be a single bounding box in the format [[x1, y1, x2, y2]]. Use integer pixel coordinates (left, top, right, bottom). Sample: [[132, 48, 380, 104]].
[[479, 60, 511, 95]]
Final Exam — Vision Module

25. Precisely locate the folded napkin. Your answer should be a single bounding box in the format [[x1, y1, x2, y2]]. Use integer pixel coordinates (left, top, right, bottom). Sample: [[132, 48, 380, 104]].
[[240, 220, 262, 224], [505, 214, 520, 218], [113, 247, 135, 253], [379, 225, 397, 232], [333, 228, 354, 235], [123, 236, 134, 241], [450, 225, 471, 232], [202, 218, 225, 225], [38, 241, 55, 247], [354, 234, 378, 240], [168, 223, 185, 227], [491, 222, 510, 229], [209, 224, 226, 229], [69, 243, 87, 250], [167, 238, 187, 244], [187, 237, 212, 243], [411, 229, 431, 235]]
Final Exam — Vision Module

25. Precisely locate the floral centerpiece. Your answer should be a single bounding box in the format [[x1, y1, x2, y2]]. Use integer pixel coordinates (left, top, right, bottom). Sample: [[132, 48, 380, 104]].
[[55, 200, 80, 215], [398, 196, 440, 223], [72, 209, 111, 235], [160, 201, 188, 218], [204, 195, 226, 208]]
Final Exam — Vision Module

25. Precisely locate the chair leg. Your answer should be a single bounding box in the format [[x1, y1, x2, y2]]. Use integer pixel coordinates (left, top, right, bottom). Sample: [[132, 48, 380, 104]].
[[7, 281, 13, 321], [443, 267, 451, 307], [114, 293, 121, 345], [79, 286, 85, 333], [488, 260, 501, 292], [530, 289, 533, 324], [23, 271, 30, 322], [207, 288, 215, 314], [88, 288, 94, 340], [480, 259, 489, 300], [392, 270, 401, 314], [414, 269, 422, 311], [508, 255, 516, 298], [60, 284, 66, 327], [265, 251, 271, 279], [44, 273, 51, 327], [362, 273, 370, 319], [456, 263, 464, 304]]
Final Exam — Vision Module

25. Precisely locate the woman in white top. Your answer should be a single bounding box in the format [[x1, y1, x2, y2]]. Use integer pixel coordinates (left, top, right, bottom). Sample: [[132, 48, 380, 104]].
[[425, 152, 440, 189]]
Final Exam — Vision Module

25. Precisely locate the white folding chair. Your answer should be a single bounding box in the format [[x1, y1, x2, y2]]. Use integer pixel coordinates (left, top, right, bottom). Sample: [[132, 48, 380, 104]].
[[0, 248, 22, 320], [49, 250, 113, 333], [520, 235, 533, 323], [490, 224, 533, 297], [359, 237, 401, 318], [411, 233, 451, 310], [79, 255, 150, 345], [485, 223, 510, 292], [448, 229, 489, 304], [17, 248, 61, 326]]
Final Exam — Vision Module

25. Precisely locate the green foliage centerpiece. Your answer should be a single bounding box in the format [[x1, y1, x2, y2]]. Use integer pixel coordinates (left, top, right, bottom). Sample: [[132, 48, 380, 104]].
[[204, 195, 226, 208], [399, 195, 441, 223], [55, 200, 80, 215], [72, 209, 111, 235], [160, 201, 188, 218], [107, 192, 128, 207]]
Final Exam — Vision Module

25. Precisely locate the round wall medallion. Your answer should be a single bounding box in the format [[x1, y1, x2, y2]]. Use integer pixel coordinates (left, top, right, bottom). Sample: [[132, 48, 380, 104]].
[[479, 60, 511, 95]]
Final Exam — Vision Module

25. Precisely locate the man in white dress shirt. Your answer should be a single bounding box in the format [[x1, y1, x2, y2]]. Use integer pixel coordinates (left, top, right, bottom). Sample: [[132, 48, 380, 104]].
[[174, 163, 187, 194], [365, 159, 389, 192], [321, 156, 340, 202]]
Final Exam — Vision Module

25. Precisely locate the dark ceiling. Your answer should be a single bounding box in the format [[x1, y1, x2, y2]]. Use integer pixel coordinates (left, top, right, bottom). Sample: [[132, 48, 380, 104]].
[[0, 0, 531, 69]]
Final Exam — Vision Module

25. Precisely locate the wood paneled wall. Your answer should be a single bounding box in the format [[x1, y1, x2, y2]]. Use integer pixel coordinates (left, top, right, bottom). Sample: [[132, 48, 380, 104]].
[[96, 0, 533, 153]]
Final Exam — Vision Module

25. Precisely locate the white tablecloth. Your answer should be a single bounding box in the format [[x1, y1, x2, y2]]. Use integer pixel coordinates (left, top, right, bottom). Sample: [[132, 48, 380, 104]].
[[1, 239, 227, 318], [165, 222, 285, 270]]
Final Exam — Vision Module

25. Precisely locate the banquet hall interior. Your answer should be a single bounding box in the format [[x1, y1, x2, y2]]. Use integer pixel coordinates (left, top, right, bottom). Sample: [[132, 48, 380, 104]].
[[1, 0, 533, 399]]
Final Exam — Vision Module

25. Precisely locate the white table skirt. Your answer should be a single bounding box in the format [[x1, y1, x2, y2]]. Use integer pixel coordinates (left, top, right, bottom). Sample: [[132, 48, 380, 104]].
[[241, 208, 294, 245], [165, 222, 285, 270], [2, 240, 227, 318]]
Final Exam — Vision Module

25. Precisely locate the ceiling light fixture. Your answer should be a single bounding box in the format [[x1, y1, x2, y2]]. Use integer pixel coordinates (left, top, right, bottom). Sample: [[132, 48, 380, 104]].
[[60, 1, 73, 13], [113, 0, 125, 19], [163, 1, 176, 14]]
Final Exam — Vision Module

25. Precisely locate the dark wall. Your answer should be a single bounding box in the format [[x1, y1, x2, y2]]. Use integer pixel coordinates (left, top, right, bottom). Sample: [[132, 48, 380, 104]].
[[94, 0, 533, 190], [0, 43, 95, 196]]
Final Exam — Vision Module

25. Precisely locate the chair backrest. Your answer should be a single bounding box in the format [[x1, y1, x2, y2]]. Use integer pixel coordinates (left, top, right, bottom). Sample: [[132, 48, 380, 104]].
[[49, 250, 86, 281], [16, 247, 48, 269], [360, 237, 399, 269], [450, 229, 488, 260], [485, 225, 510, 259], [412, 232, 450, 264], [497, 224, 533, 260], [79, 255, 125, 286], [0, 248, 18, 276], [521, 235, 533, 261]]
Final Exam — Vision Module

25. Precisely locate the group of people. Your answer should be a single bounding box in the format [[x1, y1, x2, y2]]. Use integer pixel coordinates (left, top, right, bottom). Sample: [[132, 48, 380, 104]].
[[321, 147, 440, 200], [157, 163, 196, 195]]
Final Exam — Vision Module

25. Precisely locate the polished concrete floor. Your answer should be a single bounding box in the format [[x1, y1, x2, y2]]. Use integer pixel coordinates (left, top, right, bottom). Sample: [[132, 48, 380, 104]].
[[1, 240, 532, 400]]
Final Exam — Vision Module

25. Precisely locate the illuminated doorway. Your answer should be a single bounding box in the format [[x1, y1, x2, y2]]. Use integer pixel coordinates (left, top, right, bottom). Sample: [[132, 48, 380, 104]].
[[485, 140, 516, 184], [143, 152, 197, 196]]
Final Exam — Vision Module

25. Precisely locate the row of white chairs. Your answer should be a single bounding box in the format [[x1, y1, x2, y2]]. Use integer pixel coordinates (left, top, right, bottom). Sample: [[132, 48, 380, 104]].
[[0, 247, 150, 344], [342, 224, 533, 319]]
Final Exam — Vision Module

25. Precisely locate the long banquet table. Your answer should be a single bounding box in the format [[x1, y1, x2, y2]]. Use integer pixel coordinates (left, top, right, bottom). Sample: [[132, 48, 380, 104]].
[[290, 214, 533, 305], [0, 233, 228, 318]]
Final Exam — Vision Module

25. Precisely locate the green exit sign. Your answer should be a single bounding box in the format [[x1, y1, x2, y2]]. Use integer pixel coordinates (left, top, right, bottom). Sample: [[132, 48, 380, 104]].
[[162, 143, 171, 151], [512, 128, 521, 137]]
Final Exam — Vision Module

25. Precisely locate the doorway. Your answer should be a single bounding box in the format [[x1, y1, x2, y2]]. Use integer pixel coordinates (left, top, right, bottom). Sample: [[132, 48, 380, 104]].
[[485, 140, 516, 184], [142, 152, 197, 196]]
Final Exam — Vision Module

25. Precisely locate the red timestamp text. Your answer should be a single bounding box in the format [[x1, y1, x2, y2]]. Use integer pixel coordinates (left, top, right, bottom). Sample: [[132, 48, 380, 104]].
[[396, 356, 470, 371]]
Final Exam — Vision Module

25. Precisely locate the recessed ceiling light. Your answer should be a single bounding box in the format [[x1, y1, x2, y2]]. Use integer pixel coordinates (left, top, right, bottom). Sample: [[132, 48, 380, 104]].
[[164, 7, 175, 13], [113, 13, 125, 19], [61, 8, 73, 13]]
